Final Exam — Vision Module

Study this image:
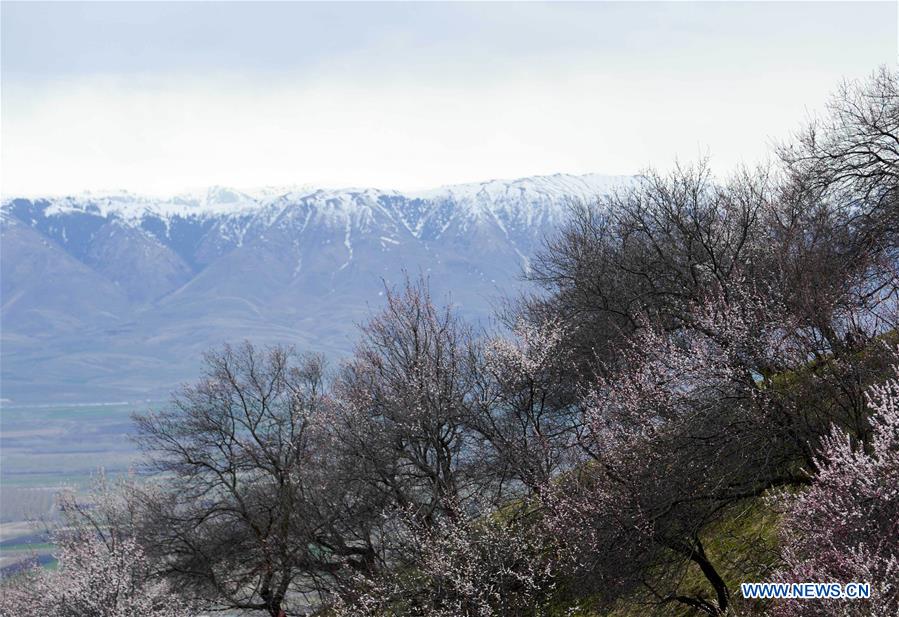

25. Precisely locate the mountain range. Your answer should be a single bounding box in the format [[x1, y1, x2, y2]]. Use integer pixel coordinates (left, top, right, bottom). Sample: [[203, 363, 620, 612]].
[[1, 173, 627, 404]]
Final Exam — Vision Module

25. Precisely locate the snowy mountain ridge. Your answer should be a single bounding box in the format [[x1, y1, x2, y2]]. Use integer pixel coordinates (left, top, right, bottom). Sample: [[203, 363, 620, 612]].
[[1, 172, 628, 404], [3, 173, 626, 226]]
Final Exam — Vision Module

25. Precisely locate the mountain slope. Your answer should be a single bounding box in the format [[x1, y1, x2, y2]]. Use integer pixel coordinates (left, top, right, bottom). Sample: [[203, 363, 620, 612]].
[[0, 173, 628, 404]]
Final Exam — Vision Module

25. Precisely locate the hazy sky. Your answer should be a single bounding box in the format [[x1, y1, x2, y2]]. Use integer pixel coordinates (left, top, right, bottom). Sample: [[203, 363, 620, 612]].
[[2, 1, 896, 196]]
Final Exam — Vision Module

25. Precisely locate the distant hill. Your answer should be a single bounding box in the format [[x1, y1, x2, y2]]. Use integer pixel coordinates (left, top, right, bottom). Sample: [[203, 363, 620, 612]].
[[1, 173, 628, 404]]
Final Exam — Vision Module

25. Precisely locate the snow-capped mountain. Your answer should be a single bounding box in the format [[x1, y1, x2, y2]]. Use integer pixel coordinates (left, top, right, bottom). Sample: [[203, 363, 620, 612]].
[[1, 173, 627, 403]]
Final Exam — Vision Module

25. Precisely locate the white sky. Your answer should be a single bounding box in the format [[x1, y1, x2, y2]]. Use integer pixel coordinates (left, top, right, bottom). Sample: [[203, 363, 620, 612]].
[[1, 1, 896, 196]]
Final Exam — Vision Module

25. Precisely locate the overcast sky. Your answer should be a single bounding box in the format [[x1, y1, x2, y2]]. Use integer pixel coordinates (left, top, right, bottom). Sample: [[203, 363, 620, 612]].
[[1, 1, 896, 196]]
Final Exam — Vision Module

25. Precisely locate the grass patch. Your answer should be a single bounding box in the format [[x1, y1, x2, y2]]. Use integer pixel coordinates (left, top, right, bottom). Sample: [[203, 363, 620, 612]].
[[0, 542, 55, 553], [547, 496, 784, 617]]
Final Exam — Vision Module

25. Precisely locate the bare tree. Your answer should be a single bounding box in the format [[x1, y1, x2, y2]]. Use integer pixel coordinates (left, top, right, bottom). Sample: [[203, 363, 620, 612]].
[[767, 67, 899, 449], [330, 278, 482, 533], [468, 317, 580, 497], [133, 343, 339, 617], [779, 66, 898, 227], [527, 161, 774, 375]]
